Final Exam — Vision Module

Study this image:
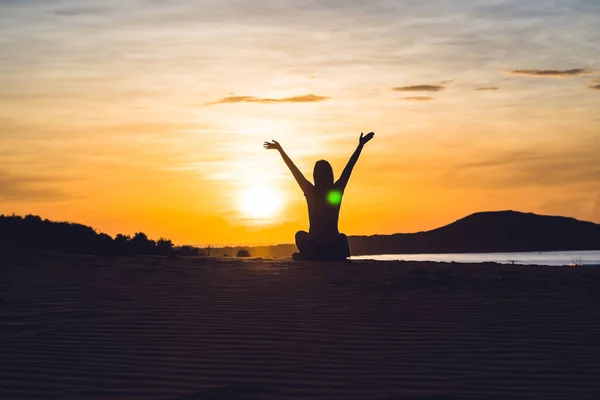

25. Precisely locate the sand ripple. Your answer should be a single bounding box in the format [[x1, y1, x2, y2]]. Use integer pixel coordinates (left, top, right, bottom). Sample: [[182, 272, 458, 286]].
[[1, 254, 600, 399]]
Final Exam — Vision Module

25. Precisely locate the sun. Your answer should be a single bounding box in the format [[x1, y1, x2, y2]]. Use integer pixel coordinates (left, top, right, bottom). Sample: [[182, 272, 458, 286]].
[[241, 186, 282, 219]]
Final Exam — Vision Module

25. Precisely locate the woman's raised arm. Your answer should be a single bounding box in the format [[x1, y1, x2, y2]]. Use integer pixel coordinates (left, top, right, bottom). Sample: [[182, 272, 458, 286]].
[[264, 140, 312, 193], [336, 132, 374, 190]]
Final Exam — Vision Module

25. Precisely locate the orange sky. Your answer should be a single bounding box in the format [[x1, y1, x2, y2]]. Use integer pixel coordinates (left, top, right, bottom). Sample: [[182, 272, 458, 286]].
[[1, 0, 599, 245]]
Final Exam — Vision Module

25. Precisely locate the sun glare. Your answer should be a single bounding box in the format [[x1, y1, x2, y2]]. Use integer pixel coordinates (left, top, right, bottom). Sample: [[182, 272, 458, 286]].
[[241, 186, 282, 219]]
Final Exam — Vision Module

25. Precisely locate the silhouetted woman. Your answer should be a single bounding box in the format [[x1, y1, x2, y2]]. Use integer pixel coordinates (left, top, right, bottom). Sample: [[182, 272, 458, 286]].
[[264, 132, 374, 260]]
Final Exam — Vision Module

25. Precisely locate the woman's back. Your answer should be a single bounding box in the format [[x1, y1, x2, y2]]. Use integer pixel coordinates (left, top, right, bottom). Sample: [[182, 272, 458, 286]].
[[303, 183, 343, 242]]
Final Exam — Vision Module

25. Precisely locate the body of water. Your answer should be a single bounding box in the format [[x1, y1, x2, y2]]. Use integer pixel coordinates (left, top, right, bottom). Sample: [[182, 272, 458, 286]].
[[351, 250, 600, 266]]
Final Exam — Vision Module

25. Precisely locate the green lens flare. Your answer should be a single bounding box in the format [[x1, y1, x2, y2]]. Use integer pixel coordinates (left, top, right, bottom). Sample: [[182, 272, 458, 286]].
[[327, 190, 342, 205]]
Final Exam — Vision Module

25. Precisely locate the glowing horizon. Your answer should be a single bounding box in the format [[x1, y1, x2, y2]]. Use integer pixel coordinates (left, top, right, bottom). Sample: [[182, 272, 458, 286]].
[[1, 0, 599, 246]]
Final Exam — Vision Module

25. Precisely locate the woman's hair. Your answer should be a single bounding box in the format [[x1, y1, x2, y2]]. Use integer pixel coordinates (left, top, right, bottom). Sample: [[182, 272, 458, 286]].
[[313, 160, 334, 188]]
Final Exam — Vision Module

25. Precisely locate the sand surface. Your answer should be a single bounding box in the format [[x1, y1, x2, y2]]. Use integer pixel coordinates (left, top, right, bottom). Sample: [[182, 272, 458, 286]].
[[2, 253, 600, 399]]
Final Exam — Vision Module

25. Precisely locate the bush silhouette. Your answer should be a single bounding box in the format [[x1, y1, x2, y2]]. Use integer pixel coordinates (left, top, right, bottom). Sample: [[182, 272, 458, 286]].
[[0, 214, 183, 256], [236, 249, 251, 257]]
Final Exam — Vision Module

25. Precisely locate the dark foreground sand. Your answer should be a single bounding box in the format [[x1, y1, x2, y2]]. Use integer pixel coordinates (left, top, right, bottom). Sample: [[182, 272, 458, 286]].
[[2, 254, 600, 400]]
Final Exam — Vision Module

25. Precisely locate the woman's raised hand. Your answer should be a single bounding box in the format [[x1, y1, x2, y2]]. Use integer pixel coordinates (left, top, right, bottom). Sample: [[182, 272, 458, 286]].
[[359, 132, 375, 146], [263, 140, 282, 150]]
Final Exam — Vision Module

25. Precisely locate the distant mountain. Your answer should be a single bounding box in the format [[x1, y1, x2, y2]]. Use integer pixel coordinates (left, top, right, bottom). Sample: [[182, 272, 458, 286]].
[[348, 211, 600, 255]]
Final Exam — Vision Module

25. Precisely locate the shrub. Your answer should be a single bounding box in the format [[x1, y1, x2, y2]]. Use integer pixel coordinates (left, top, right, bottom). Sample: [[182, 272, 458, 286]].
[[236, 249, 251, 257]]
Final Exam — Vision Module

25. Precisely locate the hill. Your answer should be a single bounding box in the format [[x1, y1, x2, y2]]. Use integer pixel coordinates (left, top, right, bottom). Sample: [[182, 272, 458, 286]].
[[348, 211, 600, 255]]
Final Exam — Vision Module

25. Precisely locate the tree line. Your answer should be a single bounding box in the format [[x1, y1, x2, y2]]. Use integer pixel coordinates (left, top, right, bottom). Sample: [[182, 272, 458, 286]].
[[0, 214, 209, 256]]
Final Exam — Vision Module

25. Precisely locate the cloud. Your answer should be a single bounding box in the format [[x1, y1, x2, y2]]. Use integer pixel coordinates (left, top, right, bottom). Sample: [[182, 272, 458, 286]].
[[588, 84, 600, 90], [51, 5, 110, 17], [0, 171, 67, 202], [392, 85, 445, 92], [508, 68, 592, 78], [253, 94, 330, 103], [206, 96, 255, 105], [206, 94, 330, 106], [402, 96, 434, 101], [475, 87, 499, 91], [456, 151, 546, 169], [442, 147, 600, 189], [440, 80, 454, 85]]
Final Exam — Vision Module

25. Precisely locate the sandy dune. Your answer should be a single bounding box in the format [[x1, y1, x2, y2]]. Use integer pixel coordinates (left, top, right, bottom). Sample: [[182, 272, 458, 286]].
[[2, 253, 600, 399]]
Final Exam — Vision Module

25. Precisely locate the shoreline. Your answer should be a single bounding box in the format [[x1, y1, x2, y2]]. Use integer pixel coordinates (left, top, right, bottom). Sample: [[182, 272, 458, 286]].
[[4, 250, 597, 268]]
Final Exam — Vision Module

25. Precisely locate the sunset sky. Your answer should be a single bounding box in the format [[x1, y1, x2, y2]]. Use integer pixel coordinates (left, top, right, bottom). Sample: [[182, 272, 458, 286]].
[[1, 0, 599, 245]]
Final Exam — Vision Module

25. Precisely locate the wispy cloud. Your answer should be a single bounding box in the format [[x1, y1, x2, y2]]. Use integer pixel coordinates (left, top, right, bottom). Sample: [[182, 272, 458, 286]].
[[443, 147, 600, 188], [440, 80, 454, 85], [586, 77, 600, 90], [393, 85, 445, 92], [51, 5, 110, 17], [0, 171, 67, 202], [402, 96, 434, 101], [206, 94, 330, 106], [508, 68, 592, 78], [475, 87, 499, 91]]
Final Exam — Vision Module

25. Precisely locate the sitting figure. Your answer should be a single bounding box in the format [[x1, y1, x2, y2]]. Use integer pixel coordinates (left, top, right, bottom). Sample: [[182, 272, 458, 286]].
[[264, 132, 374, 261]]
